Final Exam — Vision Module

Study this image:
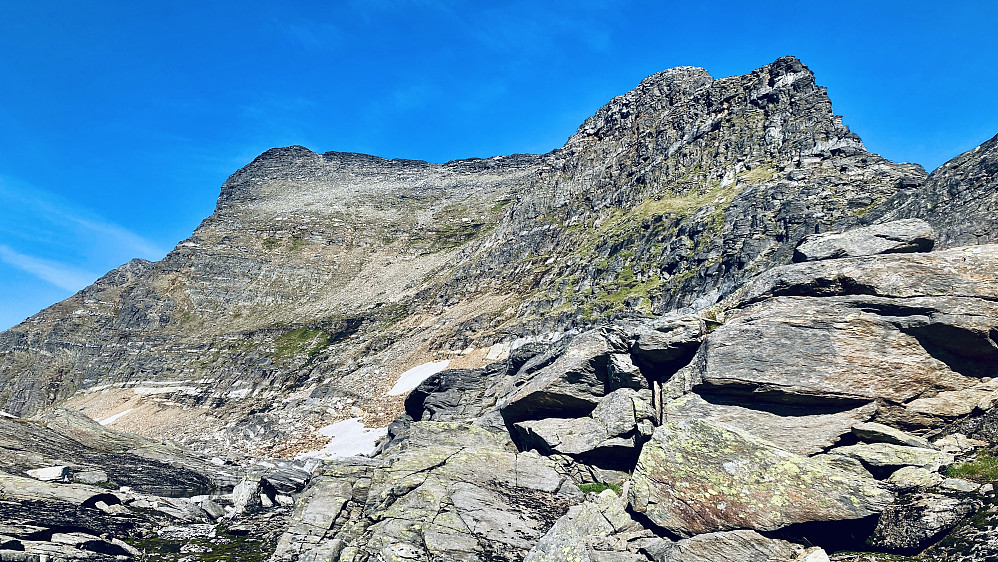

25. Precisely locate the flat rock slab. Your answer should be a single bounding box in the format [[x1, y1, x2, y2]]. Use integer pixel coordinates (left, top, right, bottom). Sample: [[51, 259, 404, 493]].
[[830, 443, 955, 471], [739, 244, 998, 303], [851, 422, 935, 449], [793, 219, 935, 262], [629, 419, 893, 536], [664, 393, 875, 455], [648, 529, 804, 562]]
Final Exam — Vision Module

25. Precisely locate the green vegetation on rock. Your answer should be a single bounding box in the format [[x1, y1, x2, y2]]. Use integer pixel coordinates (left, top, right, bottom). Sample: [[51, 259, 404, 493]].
[[578, 482, 622, 495], [946, 452, 998, 482]]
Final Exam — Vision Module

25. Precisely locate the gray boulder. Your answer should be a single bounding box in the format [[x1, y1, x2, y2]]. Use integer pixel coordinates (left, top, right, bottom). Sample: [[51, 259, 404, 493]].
[[524, 490, 645, 562], [851, 422, 936, 449], [687, 296, 974, 404], [628, 419, 893, 536], [793, 219, 935, 262], [830, 443, 955, 473], [499, 328, 630, 423]]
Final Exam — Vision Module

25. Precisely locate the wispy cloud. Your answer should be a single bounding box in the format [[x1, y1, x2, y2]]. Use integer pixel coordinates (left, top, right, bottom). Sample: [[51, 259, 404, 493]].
[[0, 176, 167, 296], [0, 177, 168, 260], [0, 245, 98, 292]]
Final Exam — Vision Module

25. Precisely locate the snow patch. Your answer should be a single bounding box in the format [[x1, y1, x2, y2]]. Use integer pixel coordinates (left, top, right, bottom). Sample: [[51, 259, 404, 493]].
[[297, 418, 388, 460], [99, 408, 134, 426], [387, 360, 450, 396]]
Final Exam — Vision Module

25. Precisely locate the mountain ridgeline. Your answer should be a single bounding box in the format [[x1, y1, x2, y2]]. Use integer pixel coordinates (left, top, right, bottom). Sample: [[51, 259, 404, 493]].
[[1, 56, 998, 561]]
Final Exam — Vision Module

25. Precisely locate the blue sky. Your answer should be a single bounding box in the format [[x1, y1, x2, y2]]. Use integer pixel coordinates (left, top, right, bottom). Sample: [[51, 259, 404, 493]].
[[1, 1, 996, 330]]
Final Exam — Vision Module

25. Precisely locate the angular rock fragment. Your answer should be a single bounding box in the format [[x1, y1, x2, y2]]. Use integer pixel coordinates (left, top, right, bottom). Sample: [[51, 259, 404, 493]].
[[629, 419, 892, 536], [869, 492, 980, 552], [885, 466, 944, 491], [499, 328, 630, 423], [515, 389, 654, 462], [525, 489, 644, 562], [793, 219, 935, 262], [627, 314, 705, 374], [851, 422, 935, 449]]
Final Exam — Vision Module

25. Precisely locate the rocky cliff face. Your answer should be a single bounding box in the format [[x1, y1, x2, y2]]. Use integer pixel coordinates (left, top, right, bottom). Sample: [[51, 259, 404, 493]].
[[2, 56, 998, 562]]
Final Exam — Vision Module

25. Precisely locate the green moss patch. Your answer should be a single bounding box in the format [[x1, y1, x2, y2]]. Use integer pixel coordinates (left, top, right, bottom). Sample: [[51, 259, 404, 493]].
[[578, 482, 622, 495], [945, 452, 998, 482]]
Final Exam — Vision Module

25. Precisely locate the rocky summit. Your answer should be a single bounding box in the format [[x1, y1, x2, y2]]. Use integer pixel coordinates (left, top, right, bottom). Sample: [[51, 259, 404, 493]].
[[1, 56, 997, 561]]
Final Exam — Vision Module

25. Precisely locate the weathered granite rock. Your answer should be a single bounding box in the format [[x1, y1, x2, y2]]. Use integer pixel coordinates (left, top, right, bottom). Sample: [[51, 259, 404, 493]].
[[524, 490, 645, 562], [830, 443, 955, 473], [499, 328, 630, 423], [645, 530, 804, 562], [851, 422, 935, 449], [793, 219, 935, 262], [664, 393, 875, 455], [885, 466, 944, 491], [687, 296, 973, 404], [273, 422, 578, 561], [869, 492, 981, 552], [904, 380, 998, 418], [626, 314, 705, 375], [628, 419, 893, 536], [515, 389, 654, 462]]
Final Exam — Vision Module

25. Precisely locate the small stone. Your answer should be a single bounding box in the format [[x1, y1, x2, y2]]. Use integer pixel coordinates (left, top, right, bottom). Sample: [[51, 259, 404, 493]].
[[885, 466, 944, 491], [852, 422, 935, 449], [74, 469, 109, 485], [939, 478, 981, 493]]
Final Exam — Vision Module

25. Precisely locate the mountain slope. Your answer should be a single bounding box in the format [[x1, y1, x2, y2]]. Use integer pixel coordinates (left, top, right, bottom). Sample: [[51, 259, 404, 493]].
[[0, 57, 927, 455]]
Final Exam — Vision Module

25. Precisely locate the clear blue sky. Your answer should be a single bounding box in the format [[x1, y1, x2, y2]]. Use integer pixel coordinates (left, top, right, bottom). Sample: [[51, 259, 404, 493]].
[[1, 1, 996, 331]]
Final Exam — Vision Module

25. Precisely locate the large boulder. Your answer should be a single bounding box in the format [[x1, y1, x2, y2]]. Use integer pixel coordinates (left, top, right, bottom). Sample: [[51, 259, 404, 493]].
[[628, 419, 893, 536], [793, 219, 935, 262], [687, 296, 974, 404]]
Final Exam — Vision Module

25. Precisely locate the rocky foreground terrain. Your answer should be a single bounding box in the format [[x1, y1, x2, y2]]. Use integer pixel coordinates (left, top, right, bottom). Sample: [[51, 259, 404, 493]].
[[1, 56, 998, 561]]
